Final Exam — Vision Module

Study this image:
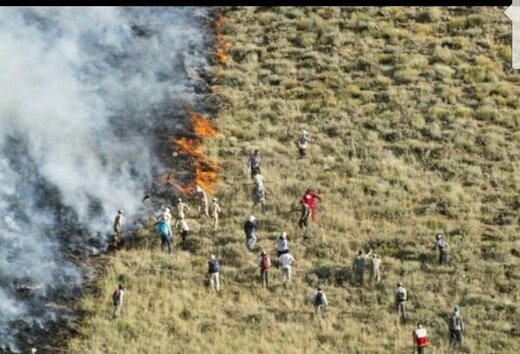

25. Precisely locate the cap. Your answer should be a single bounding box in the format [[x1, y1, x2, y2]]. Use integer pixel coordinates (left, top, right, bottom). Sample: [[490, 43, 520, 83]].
[[281, 231, 287, 239], [178, 198, 182, 202], [261, 250, 266, 256], [165, 207, 171, 213], [210, 254, 216, 260], [436, 233, 442, 239], [249, 215, 256, 222], [213, 198, 218, 202]]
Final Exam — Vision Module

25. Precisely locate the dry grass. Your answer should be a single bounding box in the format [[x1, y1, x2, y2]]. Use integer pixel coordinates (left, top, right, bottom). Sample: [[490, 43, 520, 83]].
[[68, 7, 520, 354]]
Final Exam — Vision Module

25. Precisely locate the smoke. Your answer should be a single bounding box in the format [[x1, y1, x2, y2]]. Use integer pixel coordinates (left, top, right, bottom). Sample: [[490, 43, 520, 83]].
[[0, 7, 210, 351]]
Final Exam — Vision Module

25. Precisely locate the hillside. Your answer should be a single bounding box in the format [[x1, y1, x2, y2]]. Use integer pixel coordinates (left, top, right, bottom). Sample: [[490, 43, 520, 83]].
[[66, 7, 520, 354]]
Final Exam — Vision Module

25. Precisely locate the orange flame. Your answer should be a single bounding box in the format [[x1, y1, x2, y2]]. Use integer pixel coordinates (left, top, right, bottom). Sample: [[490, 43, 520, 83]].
[[161, 108, 221, 195], [215, 14, 230, 64], [188, 109, 218, 138]]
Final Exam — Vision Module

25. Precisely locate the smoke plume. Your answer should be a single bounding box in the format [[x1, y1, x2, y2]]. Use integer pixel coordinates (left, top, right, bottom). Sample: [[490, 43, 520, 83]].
[[0, 7, 210, 351]]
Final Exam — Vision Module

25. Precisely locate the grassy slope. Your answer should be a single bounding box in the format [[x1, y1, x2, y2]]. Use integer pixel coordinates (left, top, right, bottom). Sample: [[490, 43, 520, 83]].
[[68, 7, 520, 354]]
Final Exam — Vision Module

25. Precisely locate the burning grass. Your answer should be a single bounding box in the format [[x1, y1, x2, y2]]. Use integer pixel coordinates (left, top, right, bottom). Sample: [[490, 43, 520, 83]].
[[163, 108, 221, 195], [215, 14, 230, 64]]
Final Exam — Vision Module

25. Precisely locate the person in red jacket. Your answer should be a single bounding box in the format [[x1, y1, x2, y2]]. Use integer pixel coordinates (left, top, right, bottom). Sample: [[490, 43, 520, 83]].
[[300, 188, 322, 222]]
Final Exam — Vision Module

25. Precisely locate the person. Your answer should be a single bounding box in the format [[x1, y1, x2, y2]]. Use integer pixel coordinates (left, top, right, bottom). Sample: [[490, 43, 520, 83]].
[[301, 189, 322, 222], [112, 284, 125, 317], [313, 287, 328, 319], [279, 251, 295, 285], [370, 254, 381, 283], [258, 250, 271, 288], [175, 198, 191, 220], [175, 217, 190, 250], [413, 323, 429, 354], [253, 173, 265, 189], [244, 215, 257, 251], [161, 207, 173, 235], [352, 250, 366, 285], [252, 180, 267, 213], [195, 185, 209, 218], [113, 209, 124, 246], [248, 149, 261, 179], [208, 255, 220, 292], [433, 233, 448, 264], [449, 306, 464, 346], [298, 130, 311, 159], [210, 198, 222, 230], [395, 282, 407, 324], [277, 232, 289, 257], [298, 202, 311, 228], [156, 219, 173, 254]]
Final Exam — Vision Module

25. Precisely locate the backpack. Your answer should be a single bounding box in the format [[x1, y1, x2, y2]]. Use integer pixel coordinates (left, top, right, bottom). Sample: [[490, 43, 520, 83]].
[[260, 256, 271, 270], [209, 260, 219, 273], [452, 314, 462, 330], [158, 220, 169, 236], [112, 289, 121, 304], [315, 292, 325, 306], [396, 287, 406, 301]]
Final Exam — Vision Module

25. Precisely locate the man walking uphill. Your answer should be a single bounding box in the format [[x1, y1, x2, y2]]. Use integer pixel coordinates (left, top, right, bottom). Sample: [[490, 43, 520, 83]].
[[195, 185, 209, 218], [313, 287, 328, 319], [208, 255, 220, 292], [258, 250, 271, 288], [352, 250, 366, 286], [112, 284, 125, 318], [301, 188, 322, 222], [449, 306, 464, 346], [156, 219, 173, 254], [298, 130, 311, 159], [113, 209, 124, 246], [210, 198, 222, 230], [413, 323, 429, 354], [248, 149, 261, 179], [244, 215, 258, 251], [395, 282, 407, 324], [433, 233, 448, 264]]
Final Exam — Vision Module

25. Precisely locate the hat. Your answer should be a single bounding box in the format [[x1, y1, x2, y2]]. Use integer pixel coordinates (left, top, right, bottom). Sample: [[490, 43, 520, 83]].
[[249, 215, 256, 222], [213, 198, 218, 202], [302, 130, 308, 135], [210, 254, 216, 260], [281, 232, 287, 239], [165, 207, 171, 213], [178, 198, 182, 203], [261, 250, 266, 256], [436, 233, 442, 239]]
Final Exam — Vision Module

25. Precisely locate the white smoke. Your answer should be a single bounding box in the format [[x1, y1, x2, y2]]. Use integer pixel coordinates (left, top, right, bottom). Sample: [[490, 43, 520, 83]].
[[0, 7, 210, 350]]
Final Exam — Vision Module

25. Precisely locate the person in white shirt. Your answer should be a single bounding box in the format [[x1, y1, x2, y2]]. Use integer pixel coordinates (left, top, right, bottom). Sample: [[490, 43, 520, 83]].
[[278, 252, 295, 285], [175, 217, 190, 250], [277, 232, 289, 257], [195, 185, 209, 218]]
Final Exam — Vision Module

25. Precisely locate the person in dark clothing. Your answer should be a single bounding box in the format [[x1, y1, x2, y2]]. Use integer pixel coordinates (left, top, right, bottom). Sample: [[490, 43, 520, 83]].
[[449, 306, 464, 346], [248, 149, 261, 179]]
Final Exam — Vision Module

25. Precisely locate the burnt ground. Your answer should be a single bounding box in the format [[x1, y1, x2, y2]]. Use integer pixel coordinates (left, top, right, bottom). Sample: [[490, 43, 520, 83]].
[[4, 9, 222, 354]]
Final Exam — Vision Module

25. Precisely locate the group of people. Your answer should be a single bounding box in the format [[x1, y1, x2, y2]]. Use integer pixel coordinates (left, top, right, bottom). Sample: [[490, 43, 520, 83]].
[[110, 135, 459, 353]]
